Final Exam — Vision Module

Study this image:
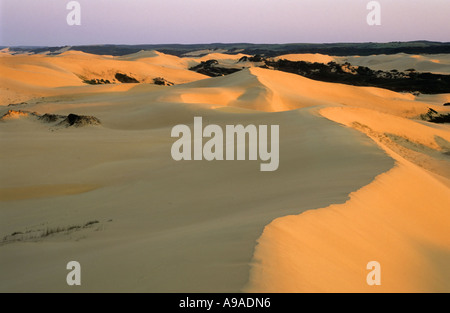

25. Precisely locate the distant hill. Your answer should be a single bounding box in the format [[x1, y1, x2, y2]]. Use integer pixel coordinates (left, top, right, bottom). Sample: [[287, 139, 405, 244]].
[[4, 41, 450, 57]]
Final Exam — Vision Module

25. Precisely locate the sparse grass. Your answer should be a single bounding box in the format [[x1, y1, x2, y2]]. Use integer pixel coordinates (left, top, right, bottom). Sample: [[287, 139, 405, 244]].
[[84, 220, 99, 227], [420, 108, 450, 124], [1, 220, 105, 245], [67, 225, 82, 231]]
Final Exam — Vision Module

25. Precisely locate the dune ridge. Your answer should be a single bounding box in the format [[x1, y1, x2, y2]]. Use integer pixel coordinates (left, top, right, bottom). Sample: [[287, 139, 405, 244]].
[[246, 113, 450, 292], [276, 52, 450, 75]]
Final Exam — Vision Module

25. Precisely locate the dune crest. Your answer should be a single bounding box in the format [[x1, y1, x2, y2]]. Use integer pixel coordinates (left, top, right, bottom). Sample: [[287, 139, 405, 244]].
[[275, 53, 335, 64], [246, 103, 450, 293]]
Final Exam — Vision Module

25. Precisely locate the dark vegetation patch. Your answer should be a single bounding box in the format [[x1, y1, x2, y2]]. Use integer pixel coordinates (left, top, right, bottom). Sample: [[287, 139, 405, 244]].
[[1, 110, 101, 127], [153, 77, 174, 86], [83, 78, 111, 85], [420, 108, 450, 124], [189, 60, 242, 77], [38, 113, 66, 123], [59, 113, 101, 127], [115, 72, 139, 83], [1, 220, 101, 245], [238, 55, 265, 63], [263, 59, 450, 94]]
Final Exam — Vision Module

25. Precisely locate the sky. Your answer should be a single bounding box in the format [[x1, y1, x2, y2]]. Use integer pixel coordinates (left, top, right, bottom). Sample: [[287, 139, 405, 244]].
[[0, 0, 449, 46]]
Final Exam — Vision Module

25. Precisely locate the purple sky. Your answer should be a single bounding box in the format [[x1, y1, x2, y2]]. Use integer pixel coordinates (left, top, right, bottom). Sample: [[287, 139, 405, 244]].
[[1, 0, 449, 46]]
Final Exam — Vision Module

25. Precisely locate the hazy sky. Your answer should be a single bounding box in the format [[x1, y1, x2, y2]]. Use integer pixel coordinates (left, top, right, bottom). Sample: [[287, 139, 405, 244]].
[[1, 0, 449, 46]]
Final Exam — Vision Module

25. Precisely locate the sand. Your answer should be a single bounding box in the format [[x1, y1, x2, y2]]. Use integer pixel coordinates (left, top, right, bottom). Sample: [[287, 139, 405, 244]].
[[246, 108, 450, 293], [275, 53, 336, 64], [0, 51, 449, 292], [276, 52, 450, 75], [337, 53, 450, 75]]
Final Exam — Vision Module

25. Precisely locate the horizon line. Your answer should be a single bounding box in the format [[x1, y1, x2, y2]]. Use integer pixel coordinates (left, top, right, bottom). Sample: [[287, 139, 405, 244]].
[[2, 40, 450, 48]]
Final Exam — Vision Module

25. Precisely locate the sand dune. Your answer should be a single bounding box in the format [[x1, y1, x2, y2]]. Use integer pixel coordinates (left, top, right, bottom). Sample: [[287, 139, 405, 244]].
[[275, 53, 336, 64], [246, 155, 450, 292], [247, 109, 450, 292], [337, 53, 450, 75], [276, 52, 450, 75], [0, 51, 208, 106], [0, 103, 394, 292], [118, 50, 194, 70], [163, 67, 440, 116], [1, 50, 449, 292]]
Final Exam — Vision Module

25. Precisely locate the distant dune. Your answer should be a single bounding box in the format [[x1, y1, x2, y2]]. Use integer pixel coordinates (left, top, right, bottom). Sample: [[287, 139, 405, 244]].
[[275, 52, 450, 75], [275, 53, 336, 64], [337, 53, 450, 75]]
